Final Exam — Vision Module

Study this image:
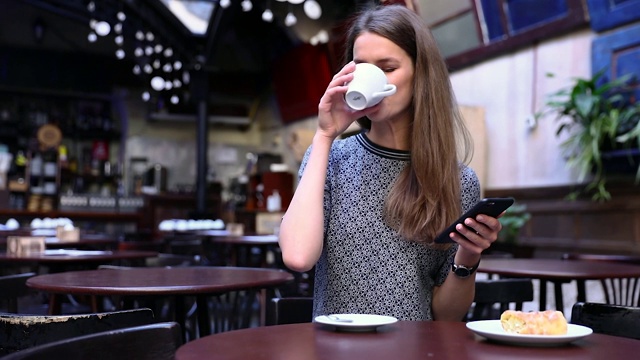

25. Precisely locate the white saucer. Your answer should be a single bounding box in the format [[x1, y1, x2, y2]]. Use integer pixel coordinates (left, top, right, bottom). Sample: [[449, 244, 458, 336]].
[[314, 314, 398, 332], [466, 320, 593, 346]]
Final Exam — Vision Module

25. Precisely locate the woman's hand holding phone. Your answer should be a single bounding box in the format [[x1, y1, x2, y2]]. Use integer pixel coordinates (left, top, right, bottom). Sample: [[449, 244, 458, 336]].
[[434, 197, 515, 244]]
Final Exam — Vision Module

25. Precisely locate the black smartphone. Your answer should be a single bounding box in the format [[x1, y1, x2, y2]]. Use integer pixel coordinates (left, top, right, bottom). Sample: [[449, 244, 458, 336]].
[[434, 197, 515, 243]]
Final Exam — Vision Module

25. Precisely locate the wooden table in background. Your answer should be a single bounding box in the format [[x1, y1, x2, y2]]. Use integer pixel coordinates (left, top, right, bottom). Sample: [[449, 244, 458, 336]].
[[0, 250, 156, 272], [478, 258, 640, 311], [199, 232, 279, 267], [175, 321, 638, 360], [27, 266, 294, 339]]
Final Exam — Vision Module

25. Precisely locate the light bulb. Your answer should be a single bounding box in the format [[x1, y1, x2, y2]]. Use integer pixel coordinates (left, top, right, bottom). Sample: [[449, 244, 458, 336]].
[[303, 0, 322, 20], [146, 31, 154, 41], [115, 49, 125, 59], [164, 48, 174, 57], [164, 80, 173, 90], [262, 9, 273, 22], [163, 63, 173, 73], [134, 47, 144, 57], [173, 79, 182, 88], [114, 23, 123, 34], [317, 29, 329, 43], [173, 61, 182, 70], [155, 44, 163, 53], [220, 0, 231, 8], [117, 11, 126, 22], [151, 76, 165, 91], [87, 32, 97, 42], [284, 12, 297, 27], [114, 35, 124, 45], [241, 0, 252, 12], [94, 21, 110, 36], [288, 0, 304, 4], [143, 64, 153, 74], [142, 91, 150, 102], [135, 31, 144, 41], [132, 65, 141, 75], [171, 95, 179, 104]]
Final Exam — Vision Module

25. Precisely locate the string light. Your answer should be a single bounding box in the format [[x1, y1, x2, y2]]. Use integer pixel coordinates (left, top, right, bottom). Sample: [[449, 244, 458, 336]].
[[241, 0, 252, 12]]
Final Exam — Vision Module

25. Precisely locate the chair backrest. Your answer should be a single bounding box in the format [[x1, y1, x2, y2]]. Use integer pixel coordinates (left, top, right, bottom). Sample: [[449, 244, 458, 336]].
[[467, 278, 534, 321], [266, 297, 314, 325], [570, 302, 640, 340], [1, 322, 182, 360], [0, 308, 155, 355], [0, 272, 36, 313], [562, 253, 640, 306]]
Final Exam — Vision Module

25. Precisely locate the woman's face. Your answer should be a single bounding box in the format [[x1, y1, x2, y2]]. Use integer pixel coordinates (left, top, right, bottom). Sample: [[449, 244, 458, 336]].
[[353, 31, 414, 125]]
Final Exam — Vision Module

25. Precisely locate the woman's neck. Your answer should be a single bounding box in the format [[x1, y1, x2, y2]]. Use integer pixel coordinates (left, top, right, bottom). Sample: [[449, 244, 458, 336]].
[[366, 122, 411, 151]]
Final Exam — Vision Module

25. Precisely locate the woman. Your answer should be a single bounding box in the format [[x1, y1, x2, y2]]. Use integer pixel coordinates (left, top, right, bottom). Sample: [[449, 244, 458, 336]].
[[278, 5, 502, 321]]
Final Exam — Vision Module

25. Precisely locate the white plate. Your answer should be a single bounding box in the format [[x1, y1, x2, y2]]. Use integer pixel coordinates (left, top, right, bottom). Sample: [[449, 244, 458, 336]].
[[466, 320, 593, 346], [314, 314, 398, 332]]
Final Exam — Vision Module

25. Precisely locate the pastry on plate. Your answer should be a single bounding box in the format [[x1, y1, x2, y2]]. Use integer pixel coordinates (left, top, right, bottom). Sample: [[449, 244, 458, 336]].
[[500, 310, 568, 335]]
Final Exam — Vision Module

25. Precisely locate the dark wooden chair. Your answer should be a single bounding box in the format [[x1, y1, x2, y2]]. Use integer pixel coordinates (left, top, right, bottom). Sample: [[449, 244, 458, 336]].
[[0, 272, 36, 313], [570, 302, 640, 340], [0, 308, 155, 355], [266, 297, 314, 325], [467, 278, 534, 321], [562, 253, 640, 306], [1, 321, 182, 360]]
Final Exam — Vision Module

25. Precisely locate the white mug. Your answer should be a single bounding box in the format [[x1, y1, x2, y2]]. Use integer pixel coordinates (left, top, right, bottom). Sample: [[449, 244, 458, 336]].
[[345, 63, 397, 110]]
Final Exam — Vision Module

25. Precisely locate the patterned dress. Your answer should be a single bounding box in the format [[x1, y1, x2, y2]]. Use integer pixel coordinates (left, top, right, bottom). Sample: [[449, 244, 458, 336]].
[[299, 132, 480, 320]]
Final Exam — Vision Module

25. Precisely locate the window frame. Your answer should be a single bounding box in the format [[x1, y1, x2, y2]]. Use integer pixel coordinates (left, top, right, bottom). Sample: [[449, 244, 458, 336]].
[[431, 0, 590, 71]]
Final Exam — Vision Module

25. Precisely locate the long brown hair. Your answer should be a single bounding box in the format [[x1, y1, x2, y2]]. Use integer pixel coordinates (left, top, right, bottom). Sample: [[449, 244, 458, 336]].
[[344, 5, 473, 242]]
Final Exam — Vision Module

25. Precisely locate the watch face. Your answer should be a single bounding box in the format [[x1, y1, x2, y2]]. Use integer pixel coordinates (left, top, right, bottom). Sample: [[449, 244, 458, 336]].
[[454, 266, 471, 277]]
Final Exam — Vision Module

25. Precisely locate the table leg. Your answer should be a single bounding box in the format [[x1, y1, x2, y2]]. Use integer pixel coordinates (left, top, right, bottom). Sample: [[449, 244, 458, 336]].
[[196, 295, 211, 337], [48, 294, 61, 315], [175, 295, 186, 343], [259, 288, 267, 326], [553, 281, 564, 312], [576, 280, 586, 302], [539, 280, 547, 310]]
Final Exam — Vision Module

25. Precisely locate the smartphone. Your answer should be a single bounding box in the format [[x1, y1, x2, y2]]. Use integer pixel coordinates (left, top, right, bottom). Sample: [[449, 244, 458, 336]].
[[434, 197, 515, 243]]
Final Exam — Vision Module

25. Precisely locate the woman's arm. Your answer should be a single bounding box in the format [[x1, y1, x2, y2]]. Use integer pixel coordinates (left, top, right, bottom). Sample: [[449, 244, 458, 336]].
[[432, 213, 502, 320], [279, 62, 370, 272], [279, 134, 332, 272]]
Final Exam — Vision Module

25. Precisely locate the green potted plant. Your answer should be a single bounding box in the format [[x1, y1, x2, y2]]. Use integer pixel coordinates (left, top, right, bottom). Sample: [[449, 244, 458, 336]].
[[536, 70, 640, 201], [489, 202, 534, 258], [497, 203, 531, 245]]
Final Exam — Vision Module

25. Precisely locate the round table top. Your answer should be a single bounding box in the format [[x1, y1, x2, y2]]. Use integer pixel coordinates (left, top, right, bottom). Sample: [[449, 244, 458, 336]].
[[478, 258, 640, 280], [175, 321, 638, 360], [26, 266, 294, 296], [0, 250, 157, 264]]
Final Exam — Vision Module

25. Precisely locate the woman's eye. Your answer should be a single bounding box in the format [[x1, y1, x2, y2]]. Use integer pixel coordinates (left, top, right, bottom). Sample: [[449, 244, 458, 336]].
[[383, 68, 396, 73]]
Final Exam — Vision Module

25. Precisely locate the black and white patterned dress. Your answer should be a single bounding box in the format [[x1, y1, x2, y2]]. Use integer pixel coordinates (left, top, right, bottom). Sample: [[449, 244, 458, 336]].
[[299, 132, 480, 321]]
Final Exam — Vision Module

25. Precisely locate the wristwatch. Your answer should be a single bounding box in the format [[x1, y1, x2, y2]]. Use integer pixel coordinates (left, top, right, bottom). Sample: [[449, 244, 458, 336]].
[[451, 259, 480, 278]]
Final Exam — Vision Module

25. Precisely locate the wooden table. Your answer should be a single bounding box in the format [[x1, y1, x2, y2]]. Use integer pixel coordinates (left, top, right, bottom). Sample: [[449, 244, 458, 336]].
[[27, 267, 294, 338], [1, 232, 119, 250], [0, 250, 156, 266], [175, 321, 639, 360], [477, 258, 640, 311], [200, 233, 279, 267]]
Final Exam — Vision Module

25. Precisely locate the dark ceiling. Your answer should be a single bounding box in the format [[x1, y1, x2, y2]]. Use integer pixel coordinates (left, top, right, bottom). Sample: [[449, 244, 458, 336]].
[[0, 0, 368, 115]]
